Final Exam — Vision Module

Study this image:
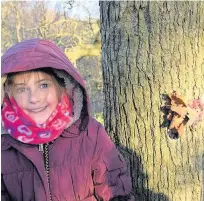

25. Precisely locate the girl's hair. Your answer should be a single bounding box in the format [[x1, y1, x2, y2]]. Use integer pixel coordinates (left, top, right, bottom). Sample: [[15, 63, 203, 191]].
[[5, 67, 65, 89]]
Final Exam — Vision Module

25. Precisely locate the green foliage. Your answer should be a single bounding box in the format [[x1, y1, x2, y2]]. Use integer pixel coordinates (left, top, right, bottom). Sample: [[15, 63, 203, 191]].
[[94, 112, 104, 125]]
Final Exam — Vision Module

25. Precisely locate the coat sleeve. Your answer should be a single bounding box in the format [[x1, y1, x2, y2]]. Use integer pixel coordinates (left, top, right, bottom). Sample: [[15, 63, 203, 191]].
[[91, 124, 133, 201], [1, 176, 11, 201]]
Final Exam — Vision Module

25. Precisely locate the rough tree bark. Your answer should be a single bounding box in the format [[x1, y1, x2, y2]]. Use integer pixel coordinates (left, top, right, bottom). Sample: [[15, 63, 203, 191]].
[[100, 1, 204, 201]]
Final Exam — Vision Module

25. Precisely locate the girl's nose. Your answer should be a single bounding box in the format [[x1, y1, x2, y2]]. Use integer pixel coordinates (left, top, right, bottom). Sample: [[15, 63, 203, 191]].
[[29, 89, 41, 104]]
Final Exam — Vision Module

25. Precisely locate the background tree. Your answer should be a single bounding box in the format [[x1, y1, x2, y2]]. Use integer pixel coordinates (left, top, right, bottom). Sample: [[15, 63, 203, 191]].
[[100, 1, 204, 201], [1, 1, 101, 64], [1, 1, 28, 50]]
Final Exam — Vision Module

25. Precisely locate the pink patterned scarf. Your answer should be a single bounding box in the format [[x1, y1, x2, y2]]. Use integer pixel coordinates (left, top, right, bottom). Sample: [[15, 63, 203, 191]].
[[1, 94, 73, 144]]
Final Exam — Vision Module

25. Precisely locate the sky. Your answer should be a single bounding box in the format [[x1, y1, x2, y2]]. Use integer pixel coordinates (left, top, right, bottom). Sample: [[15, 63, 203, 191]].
[[51, 1, 100, 20]]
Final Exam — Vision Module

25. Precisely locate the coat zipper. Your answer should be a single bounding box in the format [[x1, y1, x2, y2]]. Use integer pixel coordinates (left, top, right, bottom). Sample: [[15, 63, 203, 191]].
[[39, 144, 44, 152], [39, 143, 52, 201]]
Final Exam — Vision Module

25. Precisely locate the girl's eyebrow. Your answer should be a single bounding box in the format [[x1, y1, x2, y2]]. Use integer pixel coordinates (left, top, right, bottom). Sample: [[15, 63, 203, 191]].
[[14, 79, 51, 86], [14, 83, 26, 86], [36, 79, 52, 83]]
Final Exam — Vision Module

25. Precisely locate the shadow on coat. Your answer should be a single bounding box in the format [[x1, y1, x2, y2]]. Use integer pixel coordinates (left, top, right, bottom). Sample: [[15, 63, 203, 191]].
[[116, 144, 172, 201]]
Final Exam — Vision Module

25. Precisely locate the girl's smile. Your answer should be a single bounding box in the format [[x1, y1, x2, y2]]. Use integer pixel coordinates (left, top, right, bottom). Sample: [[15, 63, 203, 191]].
[[27, 105, 48, 113]]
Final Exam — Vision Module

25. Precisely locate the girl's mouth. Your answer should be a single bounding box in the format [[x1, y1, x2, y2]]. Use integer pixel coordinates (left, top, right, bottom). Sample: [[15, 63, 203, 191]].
[[28, 106, 47, 113]]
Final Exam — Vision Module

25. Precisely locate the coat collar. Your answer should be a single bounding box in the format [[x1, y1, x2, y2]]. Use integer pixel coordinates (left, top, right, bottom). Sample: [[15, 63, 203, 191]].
[[61, 117, 88, 138], [1, 134, 36, 151]]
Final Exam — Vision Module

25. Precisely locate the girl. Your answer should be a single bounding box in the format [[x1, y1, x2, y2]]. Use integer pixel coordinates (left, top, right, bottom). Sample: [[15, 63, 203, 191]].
[[1, 39, 134, 201]]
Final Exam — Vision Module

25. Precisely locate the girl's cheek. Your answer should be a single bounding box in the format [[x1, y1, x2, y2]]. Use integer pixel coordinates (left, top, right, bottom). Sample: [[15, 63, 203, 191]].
[[39, 88, 50, 97], [57, 87, 65, 102], [14, 95, 28, 108]]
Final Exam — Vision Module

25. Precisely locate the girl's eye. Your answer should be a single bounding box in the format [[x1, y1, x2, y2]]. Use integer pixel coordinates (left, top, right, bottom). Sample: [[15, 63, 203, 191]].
[[16, 87, 27, 93], [40, 83, 48, 89]]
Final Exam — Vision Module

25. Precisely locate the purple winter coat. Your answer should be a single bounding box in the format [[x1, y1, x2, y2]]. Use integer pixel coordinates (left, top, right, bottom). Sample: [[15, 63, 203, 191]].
[[1, 39, 132, 201]]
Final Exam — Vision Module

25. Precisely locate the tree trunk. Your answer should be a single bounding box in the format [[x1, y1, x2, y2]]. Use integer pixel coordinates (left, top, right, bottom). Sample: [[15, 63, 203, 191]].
[[100, 1, 204, 201]]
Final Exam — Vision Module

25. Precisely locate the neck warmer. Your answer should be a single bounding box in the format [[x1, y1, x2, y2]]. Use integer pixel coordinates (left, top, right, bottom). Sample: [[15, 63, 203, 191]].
[[1, 93, 73, 144]]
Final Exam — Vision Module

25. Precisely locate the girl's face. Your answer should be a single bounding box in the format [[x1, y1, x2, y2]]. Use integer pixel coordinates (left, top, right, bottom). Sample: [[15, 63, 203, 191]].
[[8, 71, 61, 124]]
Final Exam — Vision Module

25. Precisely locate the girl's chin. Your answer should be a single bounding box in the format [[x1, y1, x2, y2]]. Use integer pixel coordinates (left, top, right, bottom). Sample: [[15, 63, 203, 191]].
[[34, 119, 48, 124], [30, 114, 50, 124]]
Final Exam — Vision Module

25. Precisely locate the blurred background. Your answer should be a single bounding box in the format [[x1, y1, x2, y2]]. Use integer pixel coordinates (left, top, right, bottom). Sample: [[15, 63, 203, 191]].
[[1, 0, 104, 123]]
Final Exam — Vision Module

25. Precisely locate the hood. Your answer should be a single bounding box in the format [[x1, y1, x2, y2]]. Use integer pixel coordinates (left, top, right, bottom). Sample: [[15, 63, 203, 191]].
[[1, 38, 90, 134]]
